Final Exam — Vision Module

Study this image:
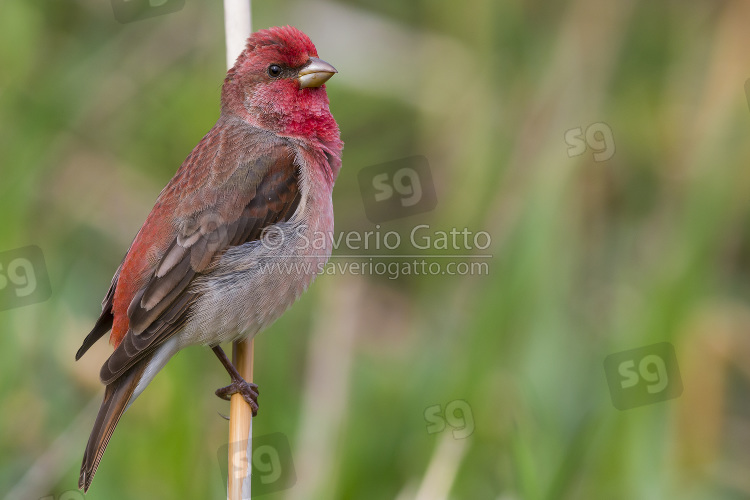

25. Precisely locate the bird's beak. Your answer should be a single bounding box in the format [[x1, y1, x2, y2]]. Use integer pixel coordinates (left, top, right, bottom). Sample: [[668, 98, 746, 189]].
[[298, 57, 337, 88]]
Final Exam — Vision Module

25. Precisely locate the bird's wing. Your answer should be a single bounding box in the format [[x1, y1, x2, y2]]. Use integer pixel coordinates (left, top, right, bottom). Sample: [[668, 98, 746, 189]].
[[89, 123, 302, 384], [75, 262, 122, 360]]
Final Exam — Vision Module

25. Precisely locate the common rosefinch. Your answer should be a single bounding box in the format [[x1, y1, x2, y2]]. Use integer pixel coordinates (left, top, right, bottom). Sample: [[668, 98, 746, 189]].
[[75, 26, 342, 491]]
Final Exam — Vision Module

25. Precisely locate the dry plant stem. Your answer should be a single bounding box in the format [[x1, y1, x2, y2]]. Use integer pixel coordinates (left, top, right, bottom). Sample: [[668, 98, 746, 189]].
[[223, 2, 253, 499], [228, 339, 254, 499]]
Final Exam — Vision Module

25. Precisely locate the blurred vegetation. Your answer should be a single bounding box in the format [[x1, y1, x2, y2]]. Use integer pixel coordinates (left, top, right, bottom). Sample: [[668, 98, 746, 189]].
[[2, 0, 750, 499]]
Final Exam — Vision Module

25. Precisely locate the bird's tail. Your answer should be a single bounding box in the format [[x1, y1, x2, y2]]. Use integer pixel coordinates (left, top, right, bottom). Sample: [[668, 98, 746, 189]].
[[78, 355, 151, 492]]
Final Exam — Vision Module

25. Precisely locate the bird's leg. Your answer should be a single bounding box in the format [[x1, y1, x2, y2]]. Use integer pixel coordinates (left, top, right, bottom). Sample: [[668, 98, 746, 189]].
[[212, 345, 259, 416]]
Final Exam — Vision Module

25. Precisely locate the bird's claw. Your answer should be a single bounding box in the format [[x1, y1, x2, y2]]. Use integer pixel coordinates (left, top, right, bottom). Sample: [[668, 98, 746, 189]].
[[215, 379, 259, 416]]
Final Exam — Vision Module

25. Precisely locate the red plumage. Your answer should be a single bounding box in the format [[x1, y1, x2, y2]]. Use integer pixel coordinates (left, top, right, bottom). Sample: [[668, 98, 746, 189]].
[[77, 25, 342, 491], [108, 26, 340, 349]]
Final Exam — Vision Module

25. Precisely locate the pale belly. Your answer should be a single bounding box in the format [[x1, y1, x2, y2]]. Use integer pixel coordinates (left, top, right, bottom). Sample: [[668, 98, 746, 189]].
[[175, 191, 334, 348]]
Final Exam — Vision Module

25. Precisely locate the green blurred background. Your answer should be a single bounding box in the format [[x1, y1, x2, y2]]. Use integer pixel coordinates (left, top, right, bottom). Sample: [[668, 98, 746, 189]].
[[2, 0, 750, 499]]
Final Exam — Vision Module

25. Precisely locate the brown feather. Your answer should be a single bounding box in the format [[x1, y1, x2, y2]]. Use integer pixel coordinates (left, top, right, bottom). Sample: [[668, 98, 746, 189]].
[[75, 265, 121, 360], [79, 356, 151, 492]]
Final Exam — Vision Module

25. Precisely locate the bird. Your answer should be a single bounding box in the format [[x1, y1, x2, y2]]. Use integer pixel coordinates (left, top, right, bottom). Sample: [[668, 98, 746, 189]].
[[75, 25, 342, 492]]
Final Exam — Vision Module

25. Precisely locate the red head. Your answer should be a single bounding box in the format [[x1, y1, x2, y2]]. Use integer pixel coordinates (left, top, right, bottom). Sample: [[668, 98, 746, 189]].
[[222, 26, 339, 142]]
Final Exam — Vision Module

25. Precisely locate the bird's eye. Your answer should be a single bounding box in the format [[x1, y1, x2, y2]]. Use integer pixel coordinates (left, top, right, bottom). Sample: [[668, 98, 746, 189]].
[[268, 65, 282, 78]]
